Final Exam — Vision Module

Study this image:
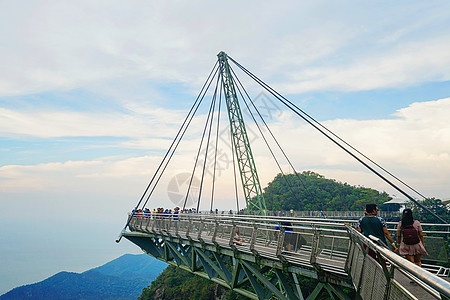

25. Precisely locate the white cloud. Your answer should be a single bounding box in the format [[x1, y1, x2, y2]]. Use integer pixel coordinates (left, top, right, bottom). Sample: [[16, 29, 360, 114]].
[[0, 106, 186, 139], [246, 97, 450, 198], [277, 35, 450, 93], [1, 1, 450, 96], [2, 98, 449, 201]]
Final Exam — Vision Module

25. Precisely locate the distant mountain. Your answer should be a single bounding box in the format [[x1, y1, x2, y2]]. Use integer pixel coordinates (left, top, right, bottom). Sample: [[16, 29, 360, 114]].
[[0, 254, 167, 300], [91, 253, 167, 280]]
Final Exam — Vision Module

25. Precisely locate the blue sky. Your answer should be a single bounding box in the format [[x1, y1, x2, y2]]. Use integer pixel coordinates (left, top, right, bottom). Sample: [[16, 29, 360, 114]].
[[1, 0, 450, 294]]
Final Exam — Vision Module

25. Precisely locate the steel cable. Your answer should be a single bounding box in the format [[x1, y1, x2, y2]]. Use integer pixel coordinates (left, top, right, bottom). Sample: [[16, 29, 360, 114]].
[[228, 56, 447, 224]]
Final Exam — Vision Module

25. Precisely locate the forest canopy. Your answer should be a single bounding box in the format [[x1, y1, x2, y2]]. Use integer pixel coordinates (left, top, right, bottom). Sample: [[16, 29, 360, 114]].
[[262, 171, 391, 211]]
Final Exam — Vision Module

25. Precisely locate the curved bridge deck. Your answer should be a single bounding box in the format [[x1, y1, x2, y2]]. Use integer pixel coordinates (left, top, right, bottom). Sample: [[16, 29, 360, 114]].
[[124, 213, 450, 300]]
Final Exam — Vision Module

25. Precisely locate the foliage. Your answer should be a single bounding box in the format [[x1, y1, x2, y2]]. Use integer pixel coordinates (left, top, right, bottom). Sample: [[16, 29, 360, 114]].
[[410, 198, 450, 224], [139, 265, 247, 300], [263, 171, 391, 211]]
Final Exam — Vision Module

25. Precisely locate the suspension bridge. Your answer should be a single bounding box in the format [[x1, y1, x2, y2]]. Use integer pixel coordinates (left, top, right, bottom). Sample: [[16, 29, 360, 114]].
[[117, 52, 450, 299]]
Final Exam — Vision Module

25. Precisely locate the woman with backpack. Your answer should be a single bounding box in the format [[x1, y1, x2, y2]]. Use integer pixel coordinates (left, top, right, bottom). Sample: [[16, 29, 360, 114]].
[[397, 209, 428, 267]]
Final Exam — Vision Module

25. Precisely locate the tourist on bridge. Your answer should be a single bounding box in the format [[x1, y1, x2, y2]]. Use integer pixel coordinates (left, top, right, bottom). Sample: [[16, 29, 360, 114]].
[[396, 209, 428, 267], [143, 208, 150, 217], [233, 227, 245, 245], [275, 221, 296, 252], [356, 204, 397, 258], [164, 209, 170, 218], [173, 207, 180, 229]]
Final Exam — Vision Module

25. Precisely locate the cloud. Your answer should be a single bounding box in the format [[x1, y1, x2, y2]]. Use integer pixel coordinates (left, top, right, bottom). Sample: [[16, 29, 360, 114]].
[[1, 1, 450, 96], [284, 98, 450, 197], [277, 35, 450, 94], [0, 106, 186, 139], [2, 98, 449, 202], [0, 158, 155, 196], [238, 97, 450, 199]]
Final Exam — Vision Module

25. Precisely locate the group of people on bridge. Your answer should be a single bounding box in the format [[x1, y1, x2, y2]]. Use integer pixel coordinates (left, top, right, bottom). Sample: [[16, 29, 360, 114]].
[[133, 207, 239, 218], [132, 206, 199, 219]]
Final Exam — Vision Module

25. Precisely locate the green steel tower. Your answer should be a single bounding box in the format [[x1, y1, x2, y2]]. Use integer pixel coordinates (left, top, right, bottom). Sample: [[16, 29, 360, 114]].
[[217, 51, 267, 215]]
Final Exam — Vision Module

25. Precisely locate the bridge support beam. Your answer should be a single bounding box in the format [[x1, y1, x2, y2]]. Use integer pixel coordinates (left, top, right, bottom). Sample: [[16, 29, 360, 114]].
[[124, 232, 328, 300], [308, 282, 353, 300]]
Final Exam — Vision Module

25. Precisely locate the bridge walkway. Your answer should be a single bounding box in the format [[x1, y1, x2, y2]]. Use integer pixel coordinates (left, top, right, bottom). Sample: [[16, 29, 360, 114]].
[[124, 213, 450, 300]]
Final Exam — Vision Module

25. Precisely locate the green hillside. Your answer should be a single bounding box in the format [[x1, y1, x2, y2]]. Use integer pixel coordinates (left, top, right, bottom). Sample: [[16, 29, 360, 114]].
[[139, 265, 247, 300], [263, 171, 390, 211]]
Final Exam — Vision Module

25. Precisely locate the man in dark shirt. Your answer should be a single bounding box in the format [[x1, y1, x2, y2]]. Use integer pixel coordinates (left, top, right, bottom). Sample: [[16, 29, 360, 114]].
[[356, 204, 397, 255]]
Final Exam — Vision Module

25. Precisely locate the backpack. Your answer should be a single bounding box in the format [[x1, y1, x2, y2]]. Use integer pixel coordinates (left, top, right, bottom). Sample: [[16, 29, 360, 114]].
[[402, 225, 420, 245], [280, 221, 293, 232]]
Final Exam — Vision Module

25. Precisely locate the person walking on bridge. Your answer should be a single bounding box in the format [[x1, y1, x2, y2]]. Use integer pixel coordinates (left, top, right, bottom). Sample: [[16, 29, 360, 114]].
[[356, 204, 397, 258], [396, 208, 428, 267]]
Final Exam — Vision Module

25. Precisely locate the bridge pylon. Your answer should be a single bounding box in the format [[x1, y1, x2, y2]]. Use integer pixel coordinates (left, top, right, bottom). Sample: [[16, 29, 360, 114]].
[[217, 51, 267, 215]]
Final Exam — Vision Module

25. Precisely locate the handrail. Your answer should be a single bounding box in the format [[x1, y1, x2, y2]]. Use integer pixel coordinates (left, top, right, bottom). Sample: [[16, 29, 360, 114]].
[[132, 212, 450, 233], [346, 225, 450, 299]]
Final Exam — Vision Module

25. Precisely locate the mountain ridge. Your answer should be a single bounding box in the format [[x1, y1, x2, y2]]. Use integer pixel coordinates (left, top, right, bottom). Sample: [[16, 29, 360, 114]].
[[0, 254, 167, 300]]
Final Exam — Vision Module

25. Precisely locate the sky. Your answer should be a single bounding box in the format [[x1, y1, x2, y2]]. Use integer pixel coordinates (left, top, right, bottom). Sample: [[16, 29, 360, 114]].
[[1, 0, 450, 295]]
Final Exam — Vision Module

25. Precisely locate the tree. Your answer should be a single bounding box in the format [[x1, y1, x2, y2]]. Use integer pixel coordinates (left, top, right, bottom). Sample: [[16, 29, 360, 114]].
[[263, 171, 390, 211], [410, 198, 450, 224], [139, 265, 247, 300]]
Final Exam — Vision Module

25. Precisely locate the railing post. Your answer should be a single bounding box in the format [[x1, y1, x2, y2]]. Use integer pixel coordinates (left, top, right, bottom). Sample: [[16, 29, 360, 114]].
[[229, 222, 236, 246], [310, 226, 320, 266], [250, 223, 257, 251], [212, 220, 218, 244], [329, 236, 335, 258], [162, 216, 166, 232], [276, 230, 285, 256], [167, 215, 171, 232], [197, 219, 204, 240], [151, 215, 156, 232], [155, 214, 160, 231], [127, 214, 133, 231], [175, 215, 179, 237], [186, 217, 192, 238], [144, 216, 152, 233]]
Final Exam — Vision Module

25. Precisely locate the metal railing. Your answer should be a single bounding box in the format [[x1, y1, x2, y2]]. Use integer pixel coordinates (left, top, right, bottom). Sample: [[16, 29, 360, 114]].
[[346, 225, 450, 300], [128, 213, 449, 263], [265, 210, 401, 219], [128, 213, 352, 276]]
